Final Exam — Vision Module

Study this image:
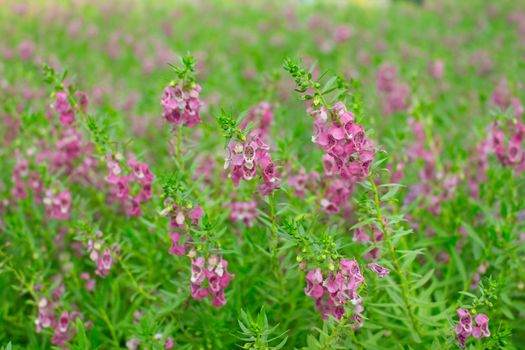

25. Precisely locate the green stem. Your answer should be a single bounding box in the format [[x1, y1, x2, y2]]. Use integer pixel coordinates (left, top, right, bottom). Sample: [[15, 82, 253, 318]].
[[99, 308, 119, 347], [320, 314, 349, 350], [269, 193, 284, 284], [308, 80, 343, 125], [117, 255, 157, 301], [177, 124, 183, 172], [350, 330, 363, 350], [306, 182, 330, 236], [0, 250, 37, 301], [368, 174, 423, 340]]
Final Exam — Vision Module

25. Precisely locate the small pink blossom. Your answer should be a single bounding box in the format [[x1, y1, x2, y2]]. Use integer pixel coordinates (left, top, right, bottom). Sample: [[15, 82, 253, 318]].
[[368, 263, 390, 278]]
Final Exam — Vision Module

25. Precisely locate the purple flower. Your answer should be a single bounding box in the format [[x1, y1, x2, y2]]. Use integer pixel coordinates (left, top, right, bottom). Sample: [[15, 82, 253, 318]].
[[53, 92, 76, 126], [190, 255, 233, 307], [229, 200, 258, 227], [304, 259, 365, 324], [168, 232, 186, 256], [96, 249, 113, 277], [472, 313, 490, 339], [160, 82, 203, 127], [368, 263, 390, 278], [224, 136, 280, 195], [456, 308, 472, 339]]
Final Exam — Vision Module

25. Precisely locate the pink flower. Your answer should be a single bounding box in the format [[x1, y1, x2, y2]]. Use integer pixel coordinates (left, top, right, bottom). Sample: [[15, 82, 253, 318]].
[[106, 153, 155, 217], [428, 59, 445, 80], [95, 249, 113, 277], [53, 92, 76, 126], [239, 102, 274, 142], [472, 313, 490, 339], [229, 200, 258, 227], [455, 309, 490, 347], [490, 79, 523, 119], [368, 263, 390, 278], [127, 196, 142, 217], [76, 91, 89, 112], [376, 63, 398, 92], [224, 136, 280, 196], [306, 101, 375, 215], [190, 255, 233, 307], [305, 259, 365, 324], [305, 268, 324, 300], [189, 205, 204, 224], [353, 227, 369, 243], [334, 25, 352, 43], [165, 336, 175, 349], [44, 190, 72, 220], [168, 232, 186, 256], [80, 272, 96, 291], [456, 308, 472, 336], [51, 310, 80, 349], [18, 40, 34, 60], [161, 82, 203, 127], [57, 311, 70, 333], [190, 256, 206, 285]]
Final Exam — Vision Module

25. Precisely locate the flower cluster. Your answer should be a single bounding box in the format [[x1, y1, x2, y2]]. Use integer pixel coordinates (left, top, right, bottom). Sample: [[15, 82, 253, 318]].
[[228, 200, 258, 227], [376, 63, 410, 116], [190, 254, 234, 307], [164, 202, 203, 256], [287, 168, 320, 198], [36, 126, 97, 184], [2, 113, 20, 147], [309, 101, 374, 214], [353, 225, 384, 261], [224, 136, 280, 196], [37, 300, 82, 349], [490, 79, 523, 120], [403, 118, 460, 216], [489, 121, 525, 170], [11, 156, 75, 221], [467, 139, 491, 199], [18, 39, 34, 61], [455, 308, 490, 348], [11, 158, 43, 201], [239, 101, 274, 141], [194, 154, 217, 187], [85, 230, 114, 278], [304, 259, 365, 327], [106, 153, 155, 216], [35, 281, 87, 349], [162, 202, 234, 307], [160, 81, 203, 127], [43, 189, 72, 220], [79, 272, 96, 291], [52, 90, 88, 126]]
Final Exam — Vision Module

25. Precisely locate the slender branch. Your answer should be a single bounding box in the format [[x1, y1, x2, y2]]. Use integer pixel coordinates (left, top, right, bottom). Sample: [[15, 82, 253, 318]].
[[320, 314, 349, 350], [268, 193, 284, 285], [368, 174, 422, 339], [117, 255, 157, 301]]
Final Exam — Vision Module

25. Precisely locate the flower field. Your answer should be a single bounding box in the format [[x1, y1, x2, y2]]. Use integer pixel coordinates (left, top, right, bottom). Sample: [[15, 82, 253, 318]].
[[1, 0, 525, 349]]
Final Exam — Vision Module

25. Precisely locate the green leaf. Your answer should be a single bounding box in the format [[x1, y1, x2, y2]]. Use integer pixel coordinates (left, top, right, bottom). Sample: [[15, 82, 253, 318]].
[[451, 249, 467, 284], [411, 269, 435, 290], [74, 318, 89, 349]]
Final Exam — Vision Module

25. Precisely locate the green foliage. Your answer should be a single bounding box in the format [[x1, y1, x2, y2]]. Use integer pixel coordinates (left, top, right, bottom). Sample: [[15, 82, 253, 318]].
[[1, 0, 525, 349], [237, 308, 288, 350]]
